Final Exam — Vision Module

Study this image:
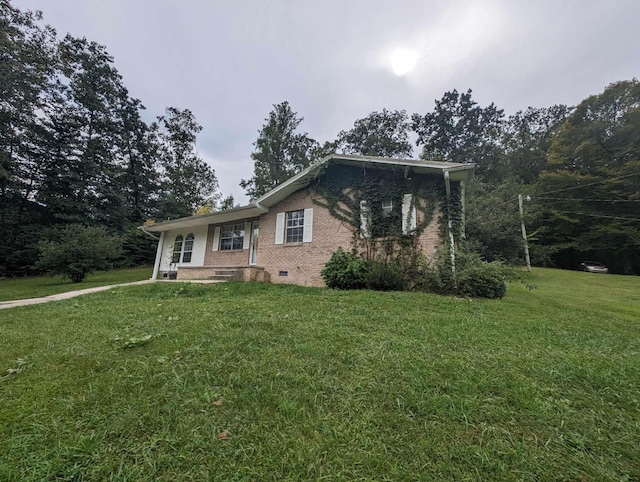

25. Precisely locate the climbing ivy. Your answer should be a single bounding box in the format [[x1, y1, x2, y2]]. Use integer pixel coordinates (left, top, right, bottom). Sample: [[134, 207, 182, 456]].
[[309, 163, 461, 259]]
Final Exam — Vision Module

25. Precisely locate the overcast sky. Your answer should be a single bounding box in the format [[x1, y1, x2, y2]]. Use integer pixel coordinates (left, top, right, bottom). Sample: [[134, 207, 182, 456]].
[[15, 0, 640, 203]]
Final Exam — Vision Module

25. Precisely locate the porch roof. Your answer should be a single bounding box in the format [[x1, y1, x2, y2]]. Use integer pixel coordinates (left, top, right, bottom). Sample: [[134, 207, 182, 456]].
[[141, 204, 266, 233]]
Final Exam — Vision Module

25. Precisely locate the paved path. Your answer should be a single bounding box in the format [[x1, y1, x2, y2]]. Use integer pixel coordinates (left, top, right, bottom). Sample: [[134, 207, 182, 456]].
[[0, 279, 226, 310], [0, 279, 158, 310]]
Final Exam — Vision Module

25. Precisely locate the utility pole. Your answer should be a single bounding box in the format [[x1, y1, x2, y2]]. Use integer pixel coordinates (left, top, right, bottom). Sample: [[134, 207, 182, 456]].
[[518, 194, 531, 272]]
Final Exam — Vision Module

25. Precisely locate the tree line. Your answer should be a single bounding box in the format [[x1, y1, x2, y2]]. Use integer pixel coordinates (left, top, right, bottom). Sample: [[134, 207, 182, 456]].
[[244, 82, 640, 275], [1, 1, 221, 276]]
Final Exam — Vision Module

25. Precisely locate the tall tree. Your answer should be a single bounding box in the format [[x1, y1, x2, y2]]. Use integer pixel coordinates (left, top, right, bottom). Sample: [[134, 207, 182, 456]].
[[38, 35, 130, 228], [336, 109, 413, 158], [536, 80, 640, 274], [241, 101, 318, 199], [412, 89, 505, 178], [0, 1, 58, 275], [152, 107, 220, 219], [502, 105, 573, 183]]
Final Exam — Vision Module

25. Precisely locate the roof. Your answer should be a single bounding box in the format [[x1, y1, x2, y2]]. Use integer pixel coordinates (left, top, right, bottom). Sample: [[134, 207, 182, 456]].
[[141, 204, 266, 233], [140, 153, 475, 233], [256, 154, 475, 208]]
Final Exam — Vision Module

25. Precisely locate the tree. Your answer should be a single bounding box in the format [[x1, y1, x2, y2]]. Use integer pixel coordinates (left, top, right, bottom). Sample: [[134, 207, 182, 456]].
[[36, 224, 122, 282], [37, 35, 131, 229], [152, 107, 220, 219], [412, 89, 505, 178], [336, 109, 413, 158], [219, 194, 236, 210], [241, 101, 318, 199], [536, 80, 640, 274], [502, 105, 573, 183], [0, 1, 59, 276]]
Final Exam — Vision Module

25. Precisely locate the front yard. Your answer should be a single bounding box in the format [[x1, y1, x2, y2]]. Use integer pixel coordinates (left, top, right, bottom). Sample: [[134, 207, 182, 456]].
[[1, 269, 638, 480]]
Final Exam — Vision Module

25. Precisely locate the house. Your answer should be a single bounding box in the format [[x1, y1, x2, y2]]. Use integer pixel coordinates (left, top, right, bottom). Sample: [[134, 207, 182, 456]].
[[141, 154, 475, 287]]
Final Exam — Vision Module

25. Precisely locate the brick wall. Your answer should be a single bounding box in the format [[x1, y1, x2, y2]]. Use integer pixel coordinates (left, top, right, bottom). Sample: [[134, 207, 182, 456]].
[[257, 189, 353, 287], [256, 188, 443, 287]]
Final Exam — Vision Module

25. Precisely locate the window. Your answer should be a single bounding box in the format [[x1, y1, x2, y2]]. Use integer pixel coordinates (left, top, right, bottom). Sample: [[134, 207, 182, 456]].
[[171, 233, 195, 263], [220, 223, 244, 250], [360, 194, 416, 238], [171, 235, 183, 263], [286, 210, 304, 243], [381, 198, 393, 216], [182, 233, 194, 262], [275, 209, 313, 245]]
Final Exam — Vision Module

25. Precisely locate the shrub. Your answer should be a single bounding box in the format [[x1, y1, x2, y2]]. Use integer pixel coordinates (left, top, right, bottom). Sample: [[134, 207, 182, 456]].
[[321, 248, 368, 290], [456, 262, 508, 299], [36, 225, 122, 282], [365, 259, 407, 291], [416, 247, 524, 299]]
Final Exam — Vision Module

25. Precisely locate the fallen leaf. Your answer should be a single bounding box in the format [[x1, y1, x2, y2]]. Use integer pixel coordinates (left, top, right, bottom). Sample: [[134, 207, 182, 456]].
[[217, 430, 229, 440], [213, 397, 224, 407]]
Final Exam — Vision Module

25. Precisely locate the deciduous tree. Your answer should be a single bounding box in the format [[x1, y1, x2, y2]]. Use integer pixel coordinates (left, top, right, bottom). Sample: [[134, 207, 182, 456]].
[[336, 109, 413, 158], [241, 101, 318, 199]]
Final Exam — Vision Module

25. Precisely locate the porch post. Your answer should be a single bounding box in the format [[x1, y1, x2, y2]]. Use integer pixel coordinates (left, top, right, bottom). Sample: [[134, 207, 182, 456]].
[[151, 231, 165, 280], [444, 171, 455, 274]]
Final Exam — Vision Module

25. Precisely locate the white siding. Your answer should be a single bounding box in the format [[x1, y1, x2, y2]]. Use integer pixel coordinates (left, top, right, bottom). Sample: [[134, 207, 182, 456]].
[[159, 226, 208, 271]]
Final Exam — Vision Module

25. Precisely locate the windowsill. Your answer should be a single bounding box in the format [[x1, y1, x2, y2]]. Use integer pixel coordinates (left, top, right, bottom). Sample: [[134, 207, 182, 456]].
[[283, 242, 304, 247], [218, 249, 245, 252]]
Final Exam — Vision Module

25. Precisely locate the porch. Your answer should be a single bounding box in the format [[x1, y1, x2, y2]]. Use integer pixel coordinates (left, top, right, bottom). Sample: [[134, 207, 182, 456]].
[[163, 265, 268, 283]]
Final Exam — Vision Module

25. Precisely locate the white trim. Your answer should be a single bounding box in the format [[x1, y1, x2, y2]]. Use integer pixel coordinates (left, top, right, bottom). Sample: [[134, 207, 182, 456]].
[[243, 221, 251, 250], [402, 193, 417, 234], [212, 226, 220, 251], [151, 231, 165, 279], [275, 212, 285, 245], [303, 208, 313, 242], [360, 200, 370, 239]]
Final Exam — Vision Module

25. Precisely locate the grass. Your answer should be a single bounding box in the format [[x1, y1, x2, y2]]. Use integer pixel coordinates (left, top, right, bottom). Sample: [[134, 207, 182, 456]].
[[0, 266, 153, 302], [1, 268, 639, 481]]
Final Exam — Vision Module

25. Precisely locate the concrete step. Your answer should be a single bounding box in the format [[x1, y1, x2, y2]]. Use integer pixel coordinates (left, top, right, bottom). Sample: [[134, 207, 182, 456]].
[[208, 269, 243, 281]]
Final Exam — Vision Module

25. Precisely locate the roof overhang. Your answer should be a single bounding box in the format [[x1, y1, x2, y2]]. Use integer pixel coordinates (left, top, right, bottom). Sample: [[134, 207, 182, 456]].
[[139, 154, 475, 233], [139, 204, 267, 233], [255, 153, 475, 208]]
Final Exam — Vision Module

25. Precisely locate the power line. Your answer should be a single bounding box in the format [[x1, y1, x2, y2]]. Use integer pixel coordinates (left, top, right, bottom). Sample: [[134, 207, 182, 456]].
[[533, 171, 640, 197], [534, 197, 640, 203], [553, 210, 640, 222]]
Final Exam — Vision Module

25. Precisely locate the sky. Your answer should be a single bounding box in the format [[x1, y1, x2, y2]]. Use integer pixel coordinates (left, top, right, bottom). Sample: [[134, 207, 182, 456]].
[[15, 0, 640, 204]]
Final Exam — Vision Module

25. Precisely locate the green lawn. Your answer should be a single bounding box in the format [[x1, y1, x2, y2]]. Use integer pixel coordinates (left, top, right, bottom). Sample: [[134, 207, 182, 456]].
[[0, 266, 153, 302], [1, 269, 639, 481]]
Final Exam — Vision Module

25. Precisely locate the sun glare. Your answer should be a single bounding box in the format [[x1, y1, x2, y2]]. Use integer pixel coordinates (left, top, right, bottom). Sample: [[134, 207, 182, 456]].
[[390, 49, 419, 76]]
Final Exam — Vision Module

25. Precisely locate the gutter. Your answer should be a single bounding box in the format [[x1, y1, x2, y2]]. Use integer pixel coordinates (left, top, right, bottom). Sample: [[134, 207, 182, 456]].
[[139, 225, 160, 240]]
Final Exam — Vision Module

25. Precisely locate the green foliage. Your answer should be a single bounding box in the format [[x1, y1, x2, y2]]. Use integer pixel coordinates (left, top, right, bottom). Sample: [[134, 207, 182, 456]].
[[36, 225, 122, 282], [364, 259, 407, 291], [0, 3, 220, 277], [502, 105, 573, 183], [152, 107, 220, 219], [336, 109, 413, 157], [241, 101, 318, 199], [312, 164, 440, 245], [412, 89, 505, 178], [417, 247, 523, 299], [320, 248, 368, 290], [465, 178, 528, 264], [537, 79, 640, 274]]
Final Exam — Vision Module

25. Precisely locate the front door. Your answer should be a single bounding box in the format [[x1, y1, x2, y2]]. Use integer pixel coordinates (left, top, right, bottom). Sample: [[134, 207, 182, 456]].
[[249, 222, 259, 265]]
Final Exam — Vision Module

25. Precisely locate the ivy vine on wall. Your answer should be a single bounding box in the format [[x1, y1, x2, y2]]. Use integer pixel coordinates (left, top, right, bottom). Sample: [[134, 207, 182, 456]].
[[308, 163, 463, 259]]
